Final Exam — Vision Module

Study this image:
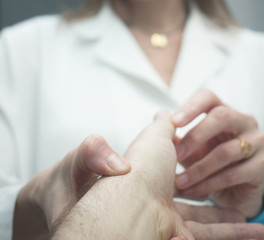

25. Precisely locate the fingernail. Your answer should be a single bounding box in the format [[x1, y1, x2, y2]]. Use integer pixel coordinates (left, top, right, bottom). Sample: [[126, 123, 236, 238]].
[[172, 112, 186, 125], [176, 174, 189, 188], [176, 144, 185, 159], [106, 153, 129, 173]]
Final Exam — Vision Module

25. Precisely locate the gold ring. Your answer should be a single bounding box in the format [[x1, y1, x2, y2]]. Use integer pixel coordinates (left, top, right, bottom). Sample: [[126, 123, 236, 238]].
[[239, 137, 252, 158]]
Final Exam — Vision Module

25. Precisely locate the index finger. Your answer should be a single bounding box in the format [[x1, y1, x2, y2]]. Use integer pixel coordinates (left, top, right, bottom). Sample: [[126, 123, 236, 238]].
[[171, 89, 222, 127]]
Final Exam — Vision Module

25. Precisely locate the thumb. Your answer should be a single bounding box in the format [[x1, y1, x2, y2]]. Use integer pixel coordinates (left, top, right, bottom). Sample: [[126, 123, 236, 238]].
[[73, 135, 131, 177], [149, 110, 176, 140], [154, 109, 172, 121], [71, 135, 131, 198], [124, 110, 177, 197]]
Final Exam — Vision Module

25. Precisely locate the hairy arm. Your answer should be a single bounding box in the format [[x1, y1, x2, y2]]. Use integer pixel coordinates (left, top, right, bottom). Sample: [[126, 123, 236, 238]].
[[53, 173, 167, 240], [52, 113, 190, 240]]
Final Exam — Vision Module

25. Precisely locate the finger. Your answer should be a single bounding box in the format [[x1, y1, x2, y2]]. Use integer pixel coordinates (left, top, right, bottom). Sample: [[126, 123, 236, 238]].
[[171, 89, 222, 127], [176, 105, 251, 161], [186, 221, 264, 240], [74, 135, 131, 176], [123, 110, 178, 201], [176, 137, 257, 190], [173, 202, 245, 223], [179, 133, 236, 168], [178, 157, 262, 198], [148, 110, 176, 140], [154, 109, 171, 121]]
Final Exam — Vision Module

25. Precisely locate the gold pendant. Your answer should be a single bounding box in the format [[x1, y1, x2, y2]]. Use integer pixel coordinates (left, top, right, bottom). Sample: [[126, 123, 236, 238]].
[[150, 33, 168, 48]]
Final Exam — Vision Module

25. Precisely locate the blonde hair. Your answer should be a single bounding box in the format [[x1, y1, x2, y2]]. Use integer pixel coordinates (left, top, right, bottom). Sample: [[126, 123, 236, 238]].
[[191, 0, 237, 27], [66, 0, 236, 28]]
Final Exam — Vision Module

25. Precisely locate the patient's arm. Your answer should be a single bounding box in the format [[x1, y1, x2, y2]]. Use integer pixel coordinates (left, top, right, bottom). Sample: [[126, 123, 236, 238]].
[[52, 112, 193, 240], [52, 112, 264, 240], [52, 172, 176, 239]]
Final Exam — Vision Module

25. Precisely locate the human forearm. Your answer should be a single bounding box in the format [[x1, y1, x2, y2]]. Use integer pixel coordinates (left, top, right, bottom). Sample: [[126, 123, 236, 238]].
[[12, 136, 130, 239], [52, 172, 175, 240], [53, 114, 180, 240]]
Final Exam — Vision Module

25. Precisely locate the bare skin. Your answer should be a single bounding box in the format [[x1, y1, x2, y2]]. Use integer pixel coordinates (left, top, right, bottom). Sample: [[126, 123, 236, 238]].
[[111, 0, 186, 85], [173, 89, 264, 218], [13, 136, 131, 240], [11, 1, 264, 239], [52, 112, 264, 240], [12, 110, 264, 240]]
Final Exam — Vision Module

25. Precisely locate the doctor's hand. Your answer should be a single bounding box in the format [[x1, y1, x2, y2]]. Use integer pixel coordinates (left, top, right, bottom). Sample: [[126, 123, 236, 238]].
[[172, 89, 264, 218], [53, 111, 264, 240], [13, 135, 130, 240], [173, 202, 264, 240]]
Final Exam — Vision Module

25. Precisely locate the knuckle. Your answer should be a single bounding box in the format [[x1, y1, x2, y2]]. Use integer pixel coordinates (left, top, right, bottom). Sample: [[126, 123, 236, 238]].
[[211, 105, 233, 121], [223, 170, 238, 185], [189, 103, 199, 114], [82, 134, 107, 156], [203, 89, 217, 100], [85, 134, 106, 149], [215, 144, 233, 160], [200, 89, 221, 104], [184, 101, 199, 115]]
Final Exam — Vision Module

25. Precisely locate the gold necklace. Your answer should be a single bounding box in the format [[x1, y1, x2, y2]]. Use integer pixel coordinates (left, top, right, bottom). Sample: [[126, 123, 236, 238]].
[[127, 21, 185, 49], [150, 33, 168, 48]]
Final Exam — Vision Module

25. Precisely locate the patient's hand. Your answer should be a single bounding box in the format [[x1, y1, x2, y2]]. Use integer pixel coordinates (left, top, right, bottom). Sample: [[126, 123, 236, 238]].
[[52, 111, 193, 239], [52, 111, 264, 240]]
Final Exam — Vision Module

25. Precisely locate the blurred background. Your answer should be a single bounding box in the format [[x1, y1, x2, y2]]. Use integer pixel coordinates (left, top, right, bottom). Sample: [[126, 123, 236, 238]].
[[0, 0, 264, 31]]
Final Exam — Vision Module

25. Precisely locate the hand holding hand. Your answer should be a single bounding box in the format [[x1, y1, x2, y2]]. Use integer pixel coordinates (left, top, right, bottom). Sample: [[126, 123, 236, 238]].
[[172, 89, 264, 218], [53, 111, 264, 240], [53, 111, 194, 240]]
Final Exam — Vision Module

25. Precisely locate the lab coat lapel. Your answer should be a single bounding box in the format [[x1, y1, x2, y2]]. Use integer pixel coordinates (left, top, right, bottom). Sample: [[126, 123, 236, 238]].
[[171, 8, 234, 105], [75, 2, 169, 93], [74, 3, 236, 105]]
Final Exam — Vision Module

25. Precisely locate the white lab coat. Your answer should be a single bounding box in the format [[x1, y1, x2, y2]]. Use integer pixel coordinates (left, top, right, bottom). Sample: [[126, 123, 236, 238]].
[[1, 2, 264, 239]]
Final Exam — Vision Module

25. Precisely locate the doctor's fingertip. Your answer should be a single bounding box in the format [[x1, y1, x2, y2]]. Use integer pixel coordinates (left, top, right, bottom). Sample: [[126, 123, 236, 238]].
[[171, 112, 186, 126]]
